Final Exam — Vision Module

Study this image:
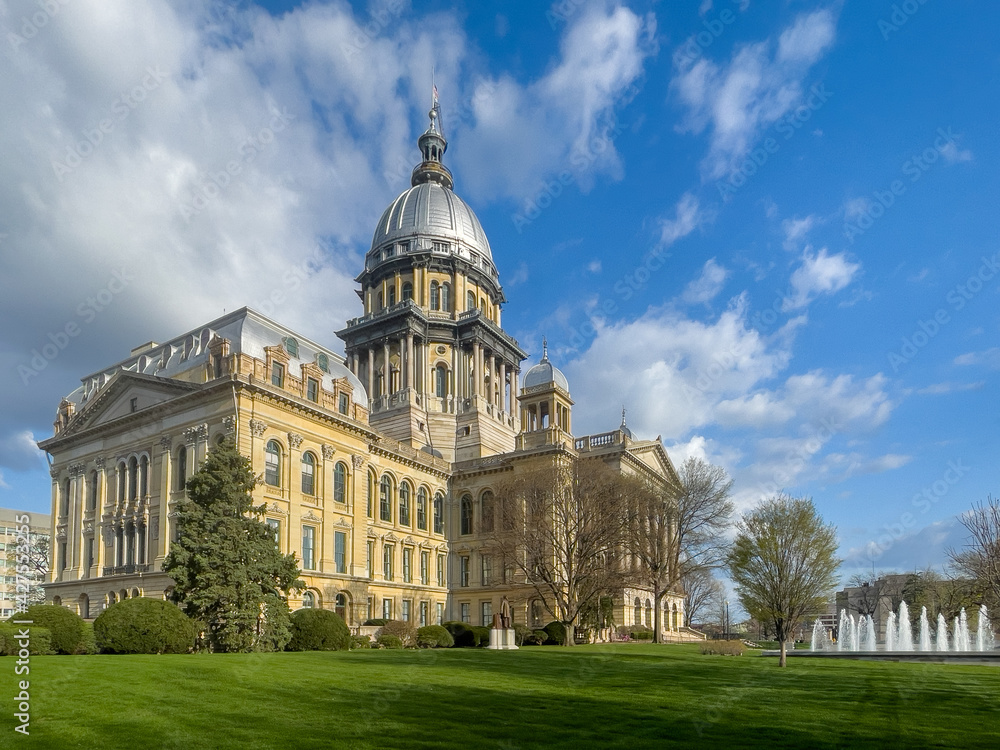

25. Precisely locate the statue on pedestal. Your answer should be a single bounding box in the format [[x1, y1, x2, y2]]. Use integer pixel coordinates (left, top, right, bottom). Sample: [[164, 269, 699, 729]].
[[500, 596, 512, 630]]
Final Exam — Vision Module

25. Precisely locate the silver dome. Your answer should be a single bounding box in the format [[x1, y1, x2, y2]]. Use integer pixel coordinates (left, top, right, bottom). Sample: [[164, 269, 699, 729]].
[[370, 182, 494, 266], [523, 358, 570, 394]]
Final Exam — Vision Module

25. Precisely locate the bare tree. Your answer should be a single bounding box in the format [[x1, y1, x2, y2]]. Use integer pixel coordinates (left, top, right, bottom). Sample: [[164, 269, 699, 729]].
[[682, 566, 723, 628], [628, 456, 734, 643], [488, 460, 635, 646], [6, 531, 49, 607], [728, 494, 840, 667], [948, 495, 1000, 609]]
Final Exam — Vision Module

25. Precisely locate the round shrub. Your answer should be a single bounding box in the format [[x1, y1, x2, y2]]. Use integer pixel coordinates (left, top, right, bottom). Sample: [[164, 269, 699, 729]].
[[416, 625, 454, 648], [287, 608, 351, 652], [76, 622, 98, 655], [0, 624, 54, 655], [443, 621, 475, 648], [377, 619, 417, 648], [376, 633, 403, 649], [363, 618, 388, 626], [350, 634, 372, 649], [513, 623, 532, 646], [470, 626, 491, 647], [543, 621, 567, 646], [94, 597, 197, 654], [10, 605, 84, 654]]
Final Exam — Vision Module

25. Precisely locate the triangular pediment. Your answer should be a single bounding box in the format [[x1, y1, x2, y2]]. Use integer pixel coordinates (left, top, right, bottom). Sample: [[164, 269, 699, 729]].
[[65, 370, 202, 435], [628, 441, 680, 486]]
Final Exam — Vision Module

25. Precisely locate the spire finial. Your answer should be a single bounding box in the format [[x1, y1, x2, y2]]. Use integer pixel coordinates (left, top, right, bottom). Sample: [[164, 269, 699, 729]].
[[542, 337, 548, 362], [621, 406, 627, 427]]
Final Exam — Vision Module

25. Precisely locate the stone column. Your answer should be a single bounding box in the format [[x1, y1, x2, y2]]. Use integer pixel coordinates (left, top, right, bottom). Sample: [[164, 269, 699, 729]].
[[382, 340, 390, 397], [473, 342, 482, 398], [451, 340, 459, 408], [502, 362, 509, 413], [406, 333, 414, 391], [367, 348, 374, 401]]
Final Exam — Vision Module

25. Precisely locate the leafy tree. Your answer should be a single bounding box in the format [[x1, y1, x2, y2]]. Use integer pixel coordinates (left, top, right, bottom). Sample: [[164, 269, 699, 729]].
[[728, 494, 839, 666], [488, 461, 636, 646], [163, 438, 302, 652], [628, 457, 734, 642], [948, 495, 1000, 609]]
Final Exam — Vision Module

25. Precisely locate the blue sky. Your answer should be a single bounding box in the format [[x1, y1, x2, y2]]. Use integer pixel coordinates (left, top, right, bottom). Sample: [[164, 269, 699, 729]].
[[1, 0, 997, 583]]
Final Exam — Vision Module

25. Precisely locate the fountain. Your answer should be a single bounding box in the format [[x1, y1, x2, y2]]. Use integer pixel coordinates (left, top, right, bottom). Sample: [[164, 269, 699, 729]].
[[885, 611, 897, 651], [861, 615, 878, 651], [918, 606, 932, 652], [936, 612, 949, 651], [955, 610, 971, 652], [975, 605, 994, 652], [811, 618, 831, 651]]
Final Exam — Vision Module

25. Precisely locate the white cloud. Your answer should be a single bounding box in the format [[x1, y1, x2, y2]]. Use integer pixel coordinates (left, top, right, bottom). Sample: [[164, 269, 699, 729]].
[[917, 381, 985, 395], [954, 348, 1000, 368], [671, 8, 837, 179], [587, 259, 602, 274], [781, 215, 816, 250], [660, 192, 704, 246], [940, 141, 973, 164], [0, 430, 43, 472], [0, 471, 8, 490], [784, 247, 860, 310], [681, 257, 728, 304]]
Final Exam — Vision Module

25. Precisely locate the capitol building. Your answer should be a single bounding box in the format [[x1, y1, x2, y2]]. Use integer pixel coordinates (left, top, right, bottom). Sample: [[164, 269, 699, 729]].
[[39, 104, 688, 638]]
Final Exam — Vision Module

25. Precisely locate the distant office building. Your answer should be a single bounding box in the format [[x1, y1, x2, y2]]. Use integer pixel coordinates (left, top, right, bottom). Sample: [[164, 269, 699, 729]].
[[0, 507, 51, 618]]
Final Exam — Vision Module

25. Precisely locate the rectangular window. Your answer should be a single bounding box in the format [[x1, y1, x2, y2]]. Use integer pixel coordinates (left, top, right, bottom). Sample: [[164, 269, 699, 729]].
[[436, 602, 444, 625], [367, 540, 374, 579], [402, 548, 412, 583], [271, 362, 285, 387], [307, 377, 319, 403], [301, 526, 315, 570], [481, 601, 493, 627], [460, 556, 469, 587], [85, 538, 94, 571], [481, 555, 492, 586], [437, 555, 445, 587], [383, 544, 393, 581], [401, 599, 411, 622], [59, 541, 66, 571], [367, 596, 374, 621], [334, 532, 346, 574], [339, 393, 350, 415], [382, 598, 392, 620], [420, 551, 430, 585], [460, 602, 470, 624]]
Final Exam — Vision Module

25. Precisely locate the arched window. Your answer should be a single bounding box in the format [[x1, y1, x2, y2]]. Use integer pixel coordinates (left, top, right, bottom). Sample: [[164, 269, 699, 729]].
[[79, 594, 90, 620], [467, 290, 476, 311], [379, 475, 393, 522], [88, 471, 99, 510], [645, 600, 652, 628], [125, 521, 136, 566], [460, 495, 473, 535], [433, 493, 444, 534], [387, 285, 396, 306], [175, 446, 187, 492], [139, 455, 148, 498], [334, 462, 347, 503], [399, 483, 411, 526], [435, 365, 447, 398], [430, 281, 440, 310], [480, 491, 495, 533], [117, 464, 126, 504], [335, 593, 348, 622], [367, 471, 376, 517], [441, 283, 451, 312], [402, 282, 413, 301], [416, 487, 428, 530], [265, 440, 281, 487], [634, 597, 642, 626], [301, 591, 315, 609], [137, 522, 146, 564], [61, 477, 71, 516], [301, 452, 316, 495], [128, 456, 138, 501], [377, 291, 383, 310]]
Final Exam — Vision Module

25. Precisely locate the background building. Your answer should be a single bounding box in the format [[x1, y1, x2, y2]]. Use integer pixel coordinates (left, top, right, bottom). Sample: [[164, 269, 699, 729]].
[[0, 507, 50, 618]]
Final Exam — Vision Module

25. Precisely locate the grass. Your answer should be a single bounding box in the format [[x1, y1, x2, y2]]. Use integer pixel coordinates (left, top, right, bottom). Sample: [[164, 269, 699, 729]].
[[3, 644, 1000, 748]]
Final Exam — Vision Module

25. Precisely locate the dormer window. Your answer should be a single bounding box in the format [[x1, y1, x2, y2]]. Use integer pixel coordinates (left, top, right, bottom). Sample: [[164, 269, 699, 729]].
[[283, 337, 298, 357], [317, 353, 329, 373], [271, 362, 285, 388]]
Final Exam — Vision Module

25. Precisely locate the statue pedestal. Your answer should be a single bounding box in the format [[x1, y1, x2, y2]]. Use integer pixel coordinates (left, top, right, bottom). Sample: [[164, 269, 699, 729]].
[[487, 628, 518, 650]]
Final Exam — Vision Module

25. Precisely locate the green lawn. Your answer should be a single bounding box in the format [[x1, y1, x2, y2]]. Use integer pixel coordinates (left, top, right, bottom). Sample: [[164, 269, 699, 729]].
[[3, 644, 999, 748]]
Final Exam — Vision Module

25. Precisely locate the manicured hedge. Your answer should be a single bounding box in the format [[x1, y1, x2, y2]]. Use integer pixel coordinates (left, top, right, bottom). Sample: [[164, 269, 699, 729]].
[[543, 621, 567, 646], [376, 634, 403, 649], [350, 634, 372, 649], [443, 621, 475, 647], [287, 608, 351, 652], [94, 597, 197, 654], [629, 627, 654, 641], [470, 626, 490, 647], [8, 605, 85, 654], [363, 618, 388, 626], [524, 629, 548, 646], [377, 619, 417, 647], [0, 624, 54, 655], [416, 625, 454, 648]]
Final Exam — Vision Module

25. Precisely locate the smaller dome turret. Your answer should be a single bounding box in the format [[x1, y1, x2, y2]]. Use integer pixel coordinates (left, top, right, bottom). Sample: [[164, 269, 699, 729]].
[[522, 338, 570, 394]]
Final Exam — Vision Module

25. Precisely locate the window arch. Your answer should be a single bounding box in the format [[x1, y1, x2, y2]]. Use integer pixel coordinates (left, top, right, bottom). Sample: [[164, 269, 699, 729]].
[[402, 282, 413, 301], [367, 470, 376, 517], [61, 477, 71, 516], [634, 597, 642, 626], [379, 474, 393, 522], [440, 283, 451, 312], [416, 487, 428, 530], [480, 490, 495, 533], [399, 482, 412, 526], [335, 592, 349, 622], [387, 285, 396, 307], [460, 495, 473, 535], [139, 455, 149, 498], [175, 446, 187, 492], [334, 462, 347, 504], [128, 456, 138, 501], [435, 365, 447, 398], [301, 590, 315, 609], [301, 452, 316, 495], [265, 440, 282, 487], [645, 599, 652, 628], [467, 290, 476, 311], [430, 281, 440, 310], [87, 470, 99, 510], [377, 291, 383, 310], [433, 492, 444, 534]]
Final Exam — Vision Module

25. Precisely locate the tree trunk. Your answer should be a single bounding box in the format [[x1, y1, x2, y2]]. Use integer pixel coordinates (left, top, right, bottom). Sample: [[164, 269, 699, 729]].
[[652, 587, 663, 644], [563, 621, 575, 646], [779, 639, 787, 667]]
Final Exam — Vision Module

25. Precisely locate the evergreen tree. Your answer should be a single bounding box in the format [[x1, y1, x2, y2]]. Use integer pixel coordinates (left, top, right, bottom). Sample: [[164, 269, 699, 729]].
[[164, 438, 302, 652]]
